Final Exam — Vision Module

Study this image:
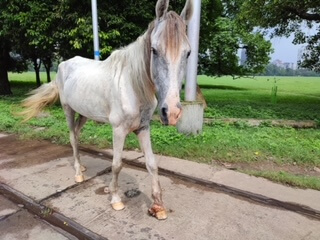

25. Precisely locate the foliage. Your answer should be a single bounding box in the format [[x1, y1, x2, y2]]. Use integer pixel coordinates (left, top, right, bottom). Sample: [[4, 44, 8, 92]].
[[0, 0, 274, 92], [237, 0, 320, 72], [0, 0, 28, 94], [0, 0, 58, 86], [53, 0, 158, 59], [262, 64, 320, 76], [198, 0, 272, 77]]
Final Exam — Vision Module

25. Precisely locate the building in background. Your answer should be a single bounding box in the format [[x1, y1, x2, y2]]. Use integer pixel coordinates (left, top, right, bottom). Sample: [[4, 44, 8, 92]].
[[272, 59, 296, 69], [240, 48, 247, 66]]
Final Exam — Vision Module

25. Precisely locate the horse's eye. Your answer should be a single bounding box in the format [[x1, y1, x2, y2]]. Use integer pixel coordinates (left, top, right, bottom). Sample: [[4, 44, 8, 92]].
[[151, 48, 158, 56], [187, 51, 191, 58]]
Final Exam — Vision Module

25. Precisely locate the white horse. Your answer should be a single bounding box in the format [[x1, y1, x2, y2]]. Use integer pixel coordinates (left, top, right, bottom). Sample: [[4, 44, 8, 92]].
[[20, 0, 193, 220]]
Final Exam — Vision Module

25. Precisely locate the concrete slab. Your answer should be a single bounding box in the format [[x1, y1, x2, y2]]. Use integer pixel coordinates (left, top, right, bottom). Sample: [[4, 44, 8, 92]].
[[0, 153, 111, 201], [0, 195, 20, 220], [0, 133, 9, 138], [121, 151, 320, 212], [0, 209, 76, 240], [44, 167, 320, 240]]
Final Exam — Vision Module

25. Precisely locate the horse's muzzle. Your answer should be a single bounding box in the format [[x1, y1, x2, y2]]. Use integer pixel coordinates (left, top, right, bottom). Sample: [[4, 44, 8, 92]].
[[160, 103, 182, 126]]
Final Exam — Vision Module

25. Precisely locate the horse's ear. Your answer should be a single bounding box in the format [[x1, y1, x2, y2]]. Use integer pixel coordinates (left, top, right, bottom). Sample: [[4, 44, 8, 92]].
[[180, 0, 193, 24], [156, 0, 169, 20]]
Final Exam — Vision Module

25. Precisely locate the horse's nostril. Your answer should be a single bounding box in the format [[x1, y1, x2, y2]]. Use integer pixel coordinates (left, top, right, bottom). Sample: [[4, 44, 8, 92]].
[[161, 106, 168, 117], [160, 105, 169, 125]]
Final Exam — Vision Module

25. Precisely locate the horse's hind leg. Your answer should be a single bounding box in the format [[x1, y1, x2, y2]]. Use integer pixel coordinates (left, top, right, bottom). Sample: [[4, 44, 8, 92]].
[[75, 114, 87, 172], [109, 126, 127, 211], [64, 105, 86, 182]]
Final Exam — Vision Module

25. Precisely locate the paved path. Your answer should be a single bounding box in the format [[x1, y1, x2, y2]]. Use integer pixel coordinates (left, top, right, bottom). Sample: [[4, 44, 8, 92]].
[[0, 133, 319, 240]]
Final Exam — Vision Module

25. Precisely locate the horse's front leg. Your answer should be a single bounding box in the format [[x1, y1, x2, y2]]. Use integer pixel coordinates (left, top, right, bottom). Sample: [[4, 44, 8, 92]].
[[109, 126, 127, 211], [136, 127, 167, 220]]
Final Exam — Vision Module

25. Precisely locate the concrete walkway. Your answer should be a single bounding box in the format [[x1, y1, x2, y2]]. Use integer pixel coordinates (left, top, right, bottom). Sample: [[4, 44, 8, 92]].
[[0, 133, 319, 240]]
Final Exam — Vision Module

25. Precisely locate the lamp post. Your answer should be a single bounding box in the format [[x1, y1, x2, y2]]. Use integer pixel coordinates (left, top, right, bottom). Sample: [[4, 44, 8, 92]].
[[91, 0, 100, 60], [185, 0, 201, 101], [177, 0, 203, 135]]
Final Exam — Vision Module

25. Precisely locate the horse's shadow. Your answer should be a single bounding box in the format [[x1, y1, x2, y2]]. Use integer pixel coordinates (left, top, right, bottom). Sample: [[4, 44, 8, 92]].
[[100, 168, 153, 215]]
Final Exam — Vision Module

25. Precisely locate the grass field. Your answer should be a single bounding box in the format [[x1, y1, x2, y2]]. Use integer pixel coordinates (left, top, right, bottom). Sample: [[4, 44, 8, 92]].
[[1, 72, 320, 190], [198, 75, 320, 120]]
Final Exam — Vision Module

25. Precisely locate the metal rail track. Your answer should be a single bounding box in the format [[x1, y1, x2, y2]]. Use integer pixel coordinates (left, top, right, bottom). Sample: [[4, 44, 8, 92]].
[[0, 183, 108, 240]]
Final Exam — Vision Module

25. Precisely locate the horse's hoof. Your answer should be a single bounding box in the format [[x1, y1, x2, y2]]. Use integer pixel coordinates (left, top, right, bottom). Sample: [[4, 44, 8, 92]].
[[155, 210, 167, 220], [148, 205, 168, 220], [104, 187, 110, 194], [112, 202, 125, 211], [80, 165, 87, 172], [75, 175, 84, 183]]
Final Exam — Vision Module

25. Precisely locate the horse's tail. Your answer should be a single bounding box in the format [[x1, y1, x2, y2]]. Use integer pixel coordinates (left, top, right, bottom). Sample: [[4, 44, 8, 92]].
[[19, 81, 59, 122]]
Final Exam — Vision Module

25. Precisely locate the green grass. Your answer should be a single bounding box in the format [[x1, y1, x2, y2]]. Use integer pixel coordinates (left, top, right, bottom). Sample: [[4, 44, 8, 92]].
[[1, 72, 320, 190], [198, 75, 320, 120]]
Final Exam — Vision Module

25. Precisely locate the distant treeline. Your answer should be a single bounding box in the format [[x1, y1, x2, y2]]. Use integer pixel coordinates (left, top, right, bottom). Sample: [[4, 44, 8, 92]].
[[27, 61, 320, 77], [261, 64, 320, 77]]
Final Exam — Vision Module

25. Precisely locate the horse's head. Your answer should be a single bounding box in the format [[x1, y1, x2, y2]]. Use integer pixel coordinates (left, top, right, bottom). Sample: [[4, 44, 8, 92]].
[[150, 0, 193, 126]]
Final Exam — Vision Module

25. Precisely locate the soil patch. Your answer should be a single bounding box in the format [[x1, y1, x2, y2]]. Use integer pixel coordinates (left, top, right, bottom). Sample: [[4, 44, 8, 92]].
[[0, 135, 72, 169]]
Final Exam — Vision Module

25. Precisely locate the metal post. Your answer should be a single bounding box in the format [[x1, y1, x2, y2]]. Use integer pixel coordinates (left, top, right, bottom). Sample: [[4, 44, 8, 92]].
[[185, 0, 201, 101], [91, 0, 100, 60], [177, 0, 203, 135]]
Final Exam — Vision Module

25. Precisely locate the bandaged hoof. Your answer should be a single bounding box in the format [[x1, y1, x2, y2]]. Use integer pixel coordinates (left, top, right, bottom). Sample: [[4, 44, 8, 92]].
[[148, 205, 168, 220], [75, 175, 84, 183], [112, 202, 125, 211], [80, 165, 87, 172], [155, 210, 167, 220]]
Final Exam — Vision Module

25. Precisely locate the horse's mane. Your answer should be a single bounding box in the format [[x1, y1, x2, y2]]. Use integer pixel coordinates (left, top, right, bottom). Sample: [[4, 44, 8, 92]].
[[108, 11, 186, 104], [108, 22, 155, 104]]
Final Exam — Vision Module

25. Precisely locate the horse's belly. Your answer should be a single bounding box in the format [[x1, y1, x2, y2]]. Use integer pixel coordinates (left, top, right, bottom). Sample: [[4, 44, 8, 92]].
[[69, 97, 110, 122], [63, 78, 110, 123]]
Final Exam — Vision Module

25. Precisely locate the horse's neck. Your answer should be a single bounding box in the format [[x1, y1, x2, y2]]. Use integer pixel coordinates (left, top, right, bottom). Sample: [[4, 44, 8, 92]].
[[124, 32, 155, 104]]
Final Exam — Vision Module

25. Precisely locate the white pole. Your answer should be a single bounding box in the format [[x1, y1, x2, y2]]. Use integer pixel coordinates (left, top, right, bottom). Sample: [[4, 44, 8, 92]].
[[91, 0, 100, 60], [185, 0, 201, 101]]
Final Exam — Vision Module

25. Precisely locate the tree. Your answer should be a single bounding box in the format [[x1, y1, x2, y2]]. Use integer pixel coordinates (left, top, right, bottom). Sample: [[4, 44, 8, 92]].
[[237, 0, 320, 72], [0, 0, 29, 95], [54, 0, 156, 59], [0, 0, 18, 95], [15, 0, 58, 86], [0, 0, 273, 96], [198, 0, 272, 77], [0, 41, 12, 95], [0, 0, 56, 89]]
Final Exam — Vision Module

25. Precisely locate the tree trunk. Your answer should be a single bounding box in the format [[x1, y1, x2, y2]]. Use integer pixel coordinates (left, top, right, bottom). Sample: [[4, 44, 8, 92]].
[[43, 57, 52, 83], [45, 65, 51, 83], [0, 66, 12, 95], [33, 58, 41, 87], [0, 46, 12, 95]]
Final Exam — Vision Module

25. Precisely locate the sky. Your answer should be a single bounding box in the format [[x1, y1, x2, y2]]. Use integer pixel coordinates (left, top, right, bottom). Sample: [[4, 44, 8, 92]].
[[269, 36, 303, 63], [268, 26, 317, 64]]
